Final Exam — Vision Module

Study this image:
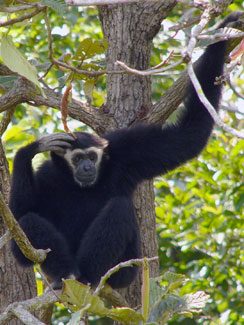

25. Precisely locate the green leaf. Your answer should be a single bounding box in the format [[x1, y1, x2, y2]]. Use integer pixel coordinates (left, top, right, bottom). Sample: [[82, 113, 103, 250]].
[[142, 258, 150, 322], [74, 38, 108, 61], [234, 192, 244, 211], [109, 307, 143, 323], [61, 280, 108, 315], [3, 125, 35, 151], [183, 291, 210, 313], [163, 271, 186, 292], [67, 309, 87, 325], [0, 35, 45, 97], [41, 0, 67, 14], [83, 80, 95, 104], [148, 291, 209, 323], [61, 279, 143, 323]]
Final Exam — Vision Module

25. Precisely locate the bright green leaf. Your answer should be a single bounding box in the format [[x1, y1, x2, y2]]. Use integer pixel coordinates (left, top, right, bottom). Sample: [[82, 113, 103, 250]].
[[0, 35, 45, 97], [83, 80, 95, 104]]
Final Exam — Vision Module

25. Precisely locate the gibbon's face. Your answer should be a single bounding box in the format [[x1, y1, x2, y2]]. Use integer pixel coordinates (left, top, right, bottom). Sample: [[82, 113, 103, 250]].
[[64, 147, 104, 187]]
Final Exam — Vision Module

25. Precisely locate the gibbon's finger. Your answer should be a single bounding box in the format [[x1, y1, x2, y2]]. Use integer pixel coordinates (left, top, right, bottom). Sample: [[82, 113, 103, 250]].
[[41, 133, 75, 143], [45, 146, 67, 154], [45, 139, 74, 148], [41, 142, 73, 153], [37, 134, 75, 153]]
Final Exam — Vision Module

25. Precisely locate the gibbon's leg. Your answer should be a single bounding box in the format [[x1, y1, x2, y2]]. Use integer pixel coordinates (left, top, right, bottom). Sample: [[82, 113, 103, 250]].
[[11, 213, 79, 288], [76, 197, 141, 288]]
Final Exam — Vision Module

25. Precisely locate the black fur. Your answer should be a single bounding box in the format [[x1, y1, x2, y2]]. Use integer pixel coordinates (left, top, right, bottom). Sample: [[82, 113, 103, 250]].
[[10, 13, 240, 289]]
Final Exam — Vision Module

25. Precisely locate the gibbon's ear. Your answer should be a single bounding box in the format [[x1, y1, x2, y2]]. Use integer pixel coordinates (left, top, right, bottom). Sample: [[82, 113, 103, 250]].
[[100, 138, 109, 149], [93, 135, 109, 150]]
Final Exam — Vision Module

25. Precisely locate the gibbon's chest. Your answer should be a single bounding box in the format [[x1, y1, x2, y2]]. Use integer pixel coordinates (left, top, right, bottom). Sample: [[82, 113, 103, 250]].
[[37, 173, 121, 228], [36, 160, 134, 228], [38, 181, 118, 253]]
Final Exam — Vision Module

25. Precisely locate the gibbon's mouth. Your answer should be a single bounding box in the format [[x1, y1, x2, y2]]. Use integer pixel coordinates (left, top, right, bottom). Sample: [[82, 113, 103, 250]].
[[74, 174, 97, 187]]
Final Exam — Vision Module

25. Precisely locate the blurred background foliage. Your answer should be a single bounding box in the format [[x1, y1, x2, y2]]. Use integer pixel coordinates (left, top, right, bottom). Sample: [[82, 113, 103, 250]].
[[1, 0, 244, 324]]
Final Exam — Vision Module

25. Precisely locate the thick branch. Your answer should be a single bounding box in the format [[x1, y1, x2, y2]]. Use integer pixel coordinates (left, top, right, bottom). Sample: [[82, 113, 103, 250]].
[[0, 191, 49, 264], [0, 290, 59, 324], [12, 306, 44, 325], [0, 76, 116, 134], [0, 62, 18, 76], [0, 106, 15, 136], [66, 0, 164, 5]]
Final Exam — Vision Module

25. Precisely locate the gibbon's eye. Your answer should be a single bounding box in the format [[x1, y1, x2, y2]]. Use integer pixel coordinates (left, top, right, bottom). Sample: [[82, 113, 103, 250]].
[[72, 153, 84, 165], [89, 152, 97, 162]]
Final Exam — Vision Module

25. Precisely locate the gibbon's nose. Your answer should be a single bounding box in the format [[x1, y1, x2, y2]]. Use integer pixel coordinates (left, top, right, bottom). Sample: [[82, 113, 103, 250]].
[[84, 165, 91, 172], [83, 161, 92, 173]]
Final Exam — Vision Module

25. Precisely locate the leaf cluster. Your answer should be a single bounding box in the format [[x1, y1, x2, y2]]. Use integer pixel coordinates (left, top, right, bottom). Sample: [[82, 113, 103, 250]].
[[61, 270, 209, 325], [155, 120, 244, 324]]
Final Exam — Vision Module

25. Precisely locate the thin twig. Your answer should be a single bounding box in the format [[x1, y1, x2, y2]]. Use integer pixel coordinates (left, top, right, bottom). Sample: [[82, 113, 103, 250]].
[[42, 13, 124, 77], [185, 7, 244, 139], [150, 50, 175, 71], [188, 62, 244, 139], [0, 4, 38, 12], [38, 268, 62, 301], [53, 58, 124, 76], [185, 8, 211, 58], [116, 57, 185, 76], [0, 7, 44, 27], [43, 9, 54, 63], [94, 256, 158, 296], [227, 76, 244, 101]]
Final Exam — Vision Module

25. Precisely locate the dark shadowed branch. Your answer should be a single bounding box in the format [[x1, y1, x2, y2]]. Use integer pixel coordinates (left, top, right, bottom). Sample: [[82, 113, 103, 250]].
[[0, 290, 60, 324], [0, 191, 50, 264]]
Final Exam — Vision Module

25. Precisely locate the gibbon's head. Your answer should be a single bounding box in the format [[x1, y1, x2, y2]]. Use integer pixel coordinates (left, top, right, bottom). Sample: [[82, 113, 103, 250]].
[[64, 132, 108, 187]]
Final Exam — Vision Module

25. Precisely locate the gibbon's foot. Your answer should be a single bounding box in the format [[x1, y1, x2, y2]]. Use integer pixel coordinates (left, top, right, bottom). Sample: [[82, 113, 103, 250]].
[[49, 273, 77, 290]]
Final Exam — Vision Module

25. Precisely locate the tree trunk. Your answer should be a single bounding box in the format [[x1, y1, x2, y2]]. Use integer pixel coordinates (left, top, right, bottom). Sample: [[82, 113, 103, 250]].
[[98, 1, 176, 306], [0, 140, 37, 325]]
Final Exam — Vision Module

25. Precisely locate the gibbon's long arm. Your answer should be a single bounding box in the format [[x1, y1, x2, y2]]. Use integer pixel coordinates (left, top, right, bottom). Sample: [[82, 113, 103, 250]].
[[106, 14, 241, 184], [76, 196, 140, 288], [9, 133, 74, 220]]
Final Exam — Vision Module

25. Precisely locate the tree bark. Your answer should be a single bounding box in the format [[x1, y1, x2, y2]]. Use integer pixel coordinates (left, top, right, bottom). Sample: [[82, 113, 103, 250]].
[[98, 1, 176, 306]]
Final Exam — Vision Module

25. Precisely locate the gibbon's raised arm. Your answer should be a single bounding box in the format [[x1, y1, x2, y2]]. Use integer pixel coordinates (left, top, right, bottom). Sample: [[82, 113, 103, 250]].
[[106, 23, 235, 183], [9, 133, 75, 220]]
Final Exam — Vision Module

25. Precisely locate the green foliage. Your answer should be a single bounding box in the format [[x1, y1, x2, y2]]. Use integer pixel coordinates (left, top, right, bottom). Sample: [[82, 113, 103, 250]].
[[0, 5, 106, 106], [74, 38, 108, 61], [41, 0, 68, 15], [60, 270, 209, 324], [70, 38, 108, 103], [61, 279, 143, 324], [0, 35, 45, 96], [1, 2, 244, 324], [155, 122, 244, 324]]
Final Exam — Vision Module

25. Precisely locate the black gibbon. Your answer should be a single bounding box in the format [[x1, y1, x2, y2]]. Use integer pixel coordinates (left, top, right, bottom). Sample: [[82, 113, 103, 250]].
[[10, 12, 242, 289]]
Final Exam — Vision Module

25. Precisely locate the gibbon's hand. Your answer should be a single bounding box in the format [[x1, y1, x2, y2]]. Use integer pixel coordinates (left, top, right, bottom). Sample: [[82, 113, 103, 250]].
[[218, 11, 244, 29], [36, 133, 75, 154]]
